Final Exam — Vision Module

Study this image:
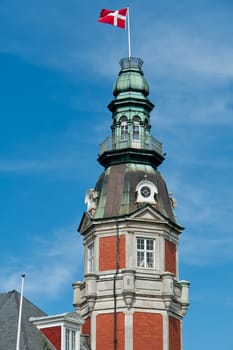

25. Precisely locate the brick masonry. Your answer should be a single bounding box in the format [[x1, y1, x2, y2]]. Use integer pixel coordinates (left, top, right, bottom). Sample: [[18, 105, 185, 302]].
[[81, 317, 91, 336], [165, 240, 177, 276], [99, 235, 126, 271], [96, 313, 125, 350], [169, 316, 181, 350], [133, 312, 163, 350]]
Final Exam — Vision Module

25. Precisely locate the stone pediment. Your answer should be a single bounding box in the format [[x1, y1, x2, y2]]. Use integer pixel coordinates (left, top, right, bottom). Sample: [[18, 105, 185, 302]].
[[130, 205, 167, 222], [78, 212, 93, 234]]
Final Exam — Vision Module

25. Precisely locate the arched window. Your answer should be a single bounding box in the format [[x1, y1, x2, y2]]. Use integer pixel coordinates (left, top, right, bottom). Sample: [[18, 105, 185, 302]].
[[133, 116, 140, 140], [120, 117, 128, 141]]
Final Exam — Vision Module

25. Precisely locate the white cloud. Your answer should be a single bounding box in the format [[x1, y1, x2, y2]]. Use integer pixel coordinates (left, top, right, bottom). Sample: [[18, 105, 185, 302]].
[[1, 1, 232, 87], [0, 225, 83, 299], [163, 171, 233, 266], [168, 172, 231, 223], [152, 90, 233, 130], [0, 120, 103, 175], [0, 159, 69, 172], [180, 235, 233, 266], [137, 11, 233, 83]]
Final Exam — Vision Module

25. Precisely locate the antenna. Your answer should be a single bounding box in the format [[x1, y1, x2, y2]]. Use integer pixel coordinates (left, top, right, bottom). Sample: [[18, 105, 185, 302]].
[[16, 274, 25, 350]]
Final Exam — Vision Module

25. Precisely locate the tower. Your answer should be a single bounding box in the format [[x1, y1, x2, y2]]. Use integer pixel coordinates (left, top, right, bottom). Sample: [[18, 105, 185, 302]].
[[73, 58, 190, 350]]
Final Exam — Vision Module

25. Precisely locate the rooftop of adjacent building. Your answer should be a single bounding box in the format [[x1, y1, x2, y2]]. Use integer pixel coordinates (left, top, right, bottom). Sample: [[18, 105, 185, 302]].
[[0, 290, 90, 350], [0, 290, 49, 350]]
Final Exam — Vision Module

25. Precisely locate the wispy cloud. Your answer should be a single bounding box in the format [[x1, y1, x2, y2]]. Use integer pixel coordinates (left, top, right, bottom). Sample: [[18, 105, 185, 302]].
[[0, 1, 91, 73], [145, 33, 233, 81], [165, 173, 233, 266], [0, 224, 83, 298], [1, 1, 233, 87], [0, 159, 71, 173], [137, 7, 233, 82], [152, 91, 233, 130], [0, 120, 104, 175], [180, 235, 233, 266]]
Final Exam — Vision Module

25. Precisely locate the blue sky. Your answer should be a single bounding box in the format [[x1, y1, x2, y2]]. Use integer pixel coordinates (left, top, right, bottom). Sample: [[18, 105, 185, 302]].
[[0, 0, 233, 348]]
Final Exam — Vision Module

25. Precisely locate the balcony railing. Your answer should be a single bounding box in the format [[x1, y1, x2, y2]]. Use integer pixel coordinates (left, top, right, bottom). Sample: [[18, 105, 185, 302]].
[[99, 136, 163, 156]]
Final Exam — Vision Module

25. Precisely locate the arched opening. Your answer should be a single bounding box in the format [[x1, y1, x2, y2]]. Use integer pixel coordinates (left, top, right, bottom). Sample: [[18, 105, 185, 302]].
[[132, 116, 141, 148], [133, 116, 140, 140], [120, 117, 128, 141]]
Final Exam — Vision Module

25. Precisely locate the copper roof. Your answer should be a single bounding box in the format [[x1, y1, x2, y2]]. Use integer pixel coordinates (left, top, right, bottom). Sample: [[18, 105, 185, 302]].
[[94, 163, 177, 223]]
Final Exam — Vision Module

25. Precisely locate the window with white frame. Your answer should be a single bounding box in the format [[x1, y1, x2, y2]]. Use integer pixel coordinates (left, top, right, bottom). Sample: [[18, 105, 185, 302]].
[[136, 238, 155, 268], [88, 243, 94, 273], [65, 328, 76, 350]]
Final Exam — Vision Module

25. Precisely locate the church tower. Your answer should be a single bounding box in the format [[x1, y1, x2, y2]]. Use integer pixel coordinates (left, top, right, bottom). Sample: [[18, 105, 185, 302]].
[[73, 57, 190, 350]]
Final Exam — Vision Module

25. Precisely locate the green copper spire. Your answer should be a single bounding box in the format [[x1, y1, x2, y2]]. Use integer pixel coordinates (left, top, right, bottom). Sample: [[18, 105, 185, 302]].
[[98, 58, 164, 169]]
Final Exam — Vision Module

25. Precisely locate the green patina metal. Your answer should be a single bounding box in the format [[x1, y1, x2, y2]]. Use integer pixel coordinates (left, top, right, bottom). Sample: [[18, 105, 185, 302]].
[[94, 167, 110, 218], [113, 57, 150, 97], [94, 163, 177, 223], [98, 57, 164, 169], [92, 58, 176, 223], [108, 58, 154, 155]]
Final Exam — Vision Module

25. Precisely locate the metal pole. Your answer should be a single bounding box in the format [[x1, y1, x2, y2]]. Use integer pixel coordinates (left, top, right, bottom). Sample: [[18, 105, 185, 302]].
[[16, 274, 25, 350], [127, 7, 131, 59]]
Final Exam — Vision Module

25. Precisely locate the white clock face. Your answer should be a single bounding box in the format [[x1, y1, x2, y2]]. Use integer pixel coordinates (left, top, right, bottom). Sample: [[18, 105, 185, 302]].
[[140, 186, 151, 198]]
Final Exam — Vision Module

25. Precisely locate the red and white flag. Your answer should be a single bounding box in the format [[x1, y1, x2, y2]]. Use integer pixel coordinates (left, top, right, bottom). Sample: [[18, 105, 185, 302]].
[[98, 8, 128, 29]]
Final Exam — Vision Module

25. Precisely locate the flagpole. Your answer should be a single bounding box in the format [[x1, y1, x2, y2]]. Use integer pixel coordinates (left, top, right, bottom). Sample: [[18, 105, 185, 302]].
[[16, 274, 25, 350], [127, 7, 131, 59]]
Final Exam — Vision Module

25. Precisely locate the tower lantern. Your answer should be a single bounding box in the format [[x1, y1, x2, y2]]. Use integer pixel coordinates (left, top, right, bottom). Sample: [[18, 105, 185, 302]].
[[73, 57, 190, 350]]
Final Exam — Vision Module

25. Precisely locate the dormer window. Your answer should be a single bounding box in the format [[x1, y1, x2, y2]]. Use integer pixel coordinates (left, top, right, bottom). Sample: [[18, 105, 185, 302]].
[[136, 179, 158, 204], [30, 312, 84, 350]]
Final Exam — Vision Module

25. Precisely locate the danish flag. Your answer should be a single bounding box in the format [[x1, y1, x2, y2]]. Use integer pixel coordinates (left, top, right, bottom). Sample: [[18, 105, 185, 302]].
[[98, 8, 128, 29]]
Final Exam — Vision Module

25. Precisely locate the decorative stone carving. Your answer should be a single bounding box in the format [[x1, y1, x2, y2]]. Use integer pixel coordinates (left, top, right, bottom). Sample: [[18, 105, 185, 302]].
[[72, 281, 84, 310], [180, 280, 190, 316], [122, 270, 136, 309], [85, 273, 98, 312], [85, 189, 98, 215], [169, 192, 177, 209]]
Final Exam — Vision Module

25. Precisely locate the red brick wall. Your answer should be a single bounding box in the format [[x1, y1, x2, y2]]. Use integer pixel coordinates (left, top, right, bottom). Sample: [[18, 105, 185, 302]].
[[133, 312, 163, 350], [99, 235, 125, 271], [165, 240, 177, 275], [82, 317, 90, 335], [96, 313, 125, 350], [169, 316, 181, 350], [40, 326, 61, 350]]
